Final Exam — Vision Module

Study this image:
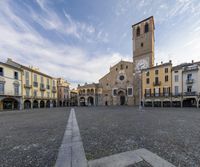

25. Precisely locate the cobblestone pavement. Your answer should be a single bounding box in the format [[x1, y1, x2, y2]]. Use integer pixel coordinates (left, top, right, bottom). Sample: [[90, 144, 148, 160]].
[[0, 107, 70, 167], [75, 106, 200, 167]]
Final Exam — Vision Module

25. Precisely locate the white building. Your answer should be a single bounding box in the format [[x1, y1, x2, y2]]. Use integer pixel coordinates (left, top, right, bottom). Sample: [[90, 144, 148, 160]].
[[172, 61, 200, 108], [0, 62, 22, 110]]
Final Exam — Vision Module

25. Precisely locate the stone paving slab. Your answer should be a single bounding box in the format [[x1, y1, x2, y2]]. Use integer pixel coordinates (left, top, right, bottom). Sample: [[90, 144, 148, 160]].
[[88, 148, 175, 167], [55, 108, 88, 167]]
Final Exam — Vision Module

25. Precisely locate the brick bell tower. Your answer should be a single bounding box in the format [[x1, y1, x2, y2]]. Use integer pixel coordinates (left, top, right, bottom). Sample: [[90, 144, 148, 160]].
[[132, 16, 155, 105]]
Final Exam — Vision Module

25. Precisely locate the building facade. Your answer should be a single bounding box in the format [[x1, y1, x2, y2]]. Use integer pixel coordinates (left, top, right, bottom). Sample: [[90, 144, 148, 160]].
[[6, 59, 58, 109], [57, 78, 70, 107], [77, 83, 102, 106], [0, 62, 22, 110], [142, 61, 172, 107], [99, 61, 134, 106]]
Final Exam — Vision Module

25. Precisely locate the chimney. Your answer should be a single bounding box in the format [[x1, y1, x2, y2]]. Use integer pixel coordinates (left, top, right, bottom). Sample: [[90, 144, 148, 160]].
[[192, 60, 194, 63], [161, 61, 163, 64], [169, 60, 172, 63]]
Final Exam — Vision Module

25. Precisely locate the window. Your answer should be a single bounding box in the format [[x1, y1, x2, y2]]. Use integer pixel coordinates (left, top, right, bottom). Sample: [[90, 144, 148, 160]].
[[34, 74, 37, 82], [47, 92, 50, 98], [141, 42, 143, 47], [113, 89, 117, 96], [165, 68, 168, 73], [155, 77, 159, 83], [126, 65, 128, 69], [26, 89, 30, 97], [0, 83, 4, 94], [187, 74, 192, 80], [0, 67, 3, 76], [120, 64, 123, 70], [14, 85, 19, 95], [25, 71, 29, 85], [165, 75, 168, 82], [127, 88, 133, 96], [136, 27, 140, 36], [53, 80, 55, 86], [175, 75, 179, 82], [41, 76, 44, 83], [119, 75, 125, 81], [163, 87, 170, 96], [116, 68, 118, 71], [175, 86, 179, 95], [146, 78, 150, 84], [34, 90, 37, 97], [154, 87, 159, 96], [146, 71, 149, 76], [145, 89, 151, 97], [41, 92, 44, 97], [155, 69, 158, 75], [144, 23, 149, 33], [187, 86, 192, 92], [33, 81, 38, 87], [14, 71, 18, 80]]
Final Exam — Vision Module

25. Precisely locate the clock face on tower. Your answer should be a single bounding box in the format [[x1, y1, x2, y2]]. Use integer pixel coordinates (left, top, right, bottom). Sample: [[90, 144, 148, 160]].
[[135, 58, 149, 71]]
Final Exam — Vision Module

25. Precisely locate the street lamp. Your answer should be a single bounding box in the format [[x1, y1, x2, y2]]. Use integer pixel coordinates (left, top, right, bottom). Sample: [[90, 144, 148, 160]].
[[137, 64, 144, 111]]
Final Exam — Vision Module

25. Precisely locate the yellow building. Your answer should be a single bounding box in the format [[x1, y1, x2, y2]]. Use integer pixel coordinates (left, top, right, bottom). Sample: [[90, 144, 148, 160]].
[[142, 61, 172, 107], [0, 62, 22, 110], [6, 59, 57, 109], [57, 78, 70, 107]]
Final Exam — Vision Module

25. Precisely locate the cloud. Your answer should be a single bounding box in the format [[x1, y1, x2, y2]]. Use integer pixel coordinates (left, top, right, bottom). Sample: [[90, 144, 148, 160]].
[[0, 0, 129, 89]]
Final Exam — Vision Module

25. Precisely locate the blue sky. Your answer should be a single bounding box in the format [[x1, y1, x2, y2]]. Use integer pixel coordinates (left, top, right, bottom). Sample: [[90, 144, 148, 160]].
[[0, 0, 200, 88]]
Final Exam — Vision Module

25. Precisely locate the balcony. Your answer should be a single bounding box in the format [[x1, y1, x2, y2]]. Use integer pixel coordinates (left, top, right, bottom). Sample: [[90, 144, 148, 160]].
[[153, 81, 161, 86], [172, 93, 182, 97], [52, 86, 57, 93], [184, 91, 197, 96], [40, 84, 46, 91], [186, 79, 194, 84], [24, 84, 32, 89]]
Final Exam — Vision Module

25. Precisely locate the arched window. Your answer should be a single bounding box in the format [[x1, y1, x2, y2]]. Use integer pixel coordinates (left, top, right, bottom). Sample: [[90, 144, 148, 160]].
[[144, 23, 149, 33], [136, 27, 140, 36]]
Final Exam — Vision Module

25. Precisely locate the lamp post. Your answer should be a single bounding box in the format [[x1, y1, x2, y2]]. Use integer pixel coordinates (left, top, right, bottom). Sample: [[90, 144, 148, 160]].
[[137, 64, 144, 111]]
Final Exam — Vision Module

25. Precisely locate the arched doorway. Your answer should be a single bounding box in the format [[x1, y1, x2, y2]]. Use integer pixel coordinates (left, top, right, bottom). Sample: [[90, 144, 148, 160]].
[[183, 98, 197, 107], [24, 100, 31, 109], [172, 100, 181, 107], [88, 96, 94, 106], [2, 98, 19, 110], [118, 91, 126, 105], [33, 100, 39, 108], [80, 97, 85, 106], [144, 100, 152, 107], [53, 100, 56, 107], [154, 100, 161, 107], [46, 100, 50, 108], [40, 100, 45, 108]]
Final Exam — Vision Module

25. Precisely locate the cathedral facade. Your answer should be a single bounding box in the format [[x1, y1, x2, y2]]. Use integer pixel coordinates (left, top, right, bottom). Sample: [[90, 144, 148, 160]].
[[77, 16, 155, 106]]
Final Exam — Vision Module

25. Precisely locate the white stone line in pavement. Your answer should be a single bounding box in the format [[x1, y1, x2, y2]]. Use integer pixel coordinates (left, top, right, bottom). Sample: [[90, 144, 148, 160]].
[[55, 108, 87, 167], [88, 149, 176, 167]]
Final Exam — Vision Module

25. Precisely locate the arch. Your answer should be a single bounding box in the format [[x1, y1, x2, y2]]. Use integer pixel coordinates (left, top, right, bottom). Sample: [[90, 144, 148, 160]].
[[153, 100, 161, 107], [80, 97, 86, 106], [91, 89, 94, 94], [46, 100, 50, 108], [40, 100, 45, 108], [136, 26, 140, 36], [144, 22, 149, 33], [172, 100, 181, 107], [33, 100, 39, 108], [183, 98, 197, 107], [2, 98, 19, 110], [88, 96, 94, 106], [144, 99, 152, 107], [52, 100, 57, 107], [59, 101, 63, 107], [163, 100, 171, 107], [24, 100, 31, 109]]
